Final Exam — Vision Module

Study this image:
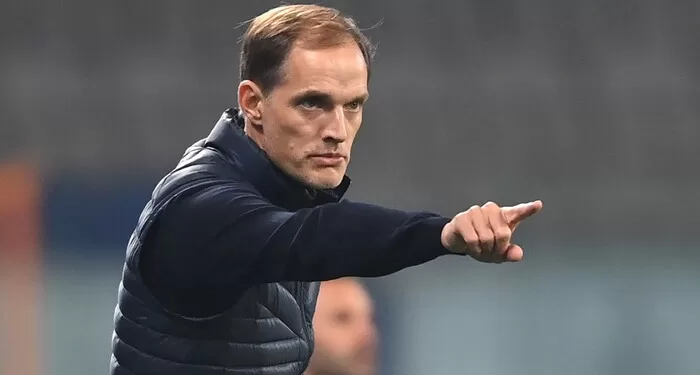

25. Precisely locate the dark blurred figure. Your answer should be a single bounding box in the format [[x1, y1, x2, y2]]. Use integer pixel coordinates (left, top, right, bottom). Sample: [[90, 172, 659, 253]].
[[306, 278, 378, 375]]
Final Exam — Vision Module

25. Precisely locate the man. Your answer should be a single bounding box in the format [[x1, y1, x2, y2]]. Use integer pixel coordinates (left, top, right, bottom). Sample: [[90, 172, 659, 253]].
[[111, 4, 543, 375], [305, 279, 378, 375]]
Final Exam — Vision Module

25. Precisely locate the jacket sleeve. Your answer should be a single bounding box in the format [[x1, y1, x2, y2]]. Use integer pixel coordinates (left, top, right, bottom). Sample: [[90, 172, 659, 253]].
[[140, 179, 453, 314]]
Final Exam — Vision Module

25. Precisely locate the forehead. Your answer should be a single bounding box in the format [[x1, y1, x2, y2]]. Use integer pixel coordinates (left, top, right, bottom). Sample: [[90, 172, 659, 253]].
[[277, 42, 369, 97]]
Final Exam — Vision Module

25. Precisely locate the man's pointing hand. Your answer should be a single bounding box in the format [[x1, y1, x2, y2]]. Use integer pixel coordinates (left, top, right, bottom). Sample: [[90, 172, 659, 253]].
[[441, 200, 543, 263]]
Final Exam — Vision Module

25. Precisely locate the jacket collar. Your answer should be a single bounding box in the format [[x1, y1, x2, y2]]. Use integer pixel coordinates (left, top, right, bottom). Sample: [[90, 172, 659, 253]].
[[204, 109, 351, 209]]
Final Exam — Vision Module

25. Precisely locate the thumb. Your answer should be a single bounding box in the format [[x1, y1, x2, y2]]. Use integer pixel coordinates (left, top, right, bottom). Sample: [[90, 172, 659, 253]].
[[505, 244, 524, 262], [502, 200, 543, 227]]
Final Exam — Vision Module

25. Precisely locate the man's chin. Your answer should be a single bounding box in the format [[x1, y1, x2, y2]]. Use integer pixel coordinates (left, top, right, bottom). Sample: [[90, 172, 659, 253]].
[[304, 171, 345, 190], [307, 178, 343, 190], [349, 363, 376, 375]]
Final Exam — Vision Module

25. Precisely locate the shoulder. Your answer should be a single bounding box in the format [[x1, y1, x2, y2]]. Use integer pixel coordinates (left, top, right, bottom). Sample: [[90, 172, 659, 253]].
[[150, 141, 251, 206]]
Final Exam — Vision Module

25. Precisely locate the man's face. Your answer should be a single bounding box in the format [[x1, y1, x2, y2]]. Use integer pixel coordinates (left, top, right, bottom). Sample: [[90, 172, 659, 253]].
[[307, 279, 378, 375], [239, 41, 369, 190]]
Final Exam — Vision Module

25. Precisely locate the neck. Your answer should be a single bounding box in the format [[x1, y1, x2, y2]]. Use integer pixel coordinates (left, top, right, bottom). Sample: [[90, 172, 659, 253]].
[[304, 369, 353, 375], [303, 371, 333, 375], [243, 122, 264, 150]]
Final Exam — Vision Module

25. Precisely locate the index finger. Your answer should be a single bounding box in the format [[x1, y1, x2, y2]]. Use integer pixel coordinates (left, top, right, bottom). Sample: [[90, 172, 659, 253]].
[[502, 200, 543, 226]]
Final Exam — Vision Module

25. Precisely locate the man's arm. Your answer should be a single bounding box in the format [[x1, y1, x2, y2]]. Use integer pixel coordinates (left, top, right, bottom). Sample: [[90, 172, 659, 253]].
[[140, 179, 452, 316]]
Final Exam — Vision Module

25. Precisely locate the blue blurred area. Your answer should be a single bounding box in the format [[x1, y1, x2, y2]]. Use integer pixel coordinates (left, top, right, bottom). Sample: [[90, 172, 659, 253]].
[[43, 178, 154, 253]]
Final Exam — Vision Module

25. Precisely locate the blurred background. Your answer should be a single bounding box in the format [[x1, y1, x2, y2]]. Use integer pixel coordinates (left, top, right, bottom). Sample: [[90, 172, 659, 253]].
[[1, 0, 699, 374]]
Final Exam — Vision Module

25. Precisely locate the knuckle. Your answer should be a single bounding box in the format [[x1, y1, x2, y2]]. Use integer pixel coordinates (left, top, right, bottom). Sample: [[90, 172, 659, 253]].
[[494, 227, 512, 240], [482, 201, 498, 209], [454, 212, 470, 225], [463, 234, 480, 246], [456, 207, 479, 222]]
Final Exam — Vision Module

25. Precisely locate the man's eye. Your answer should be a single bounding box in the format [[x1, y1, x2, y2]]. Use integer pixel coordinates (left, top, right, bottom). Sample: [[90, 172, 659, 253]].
[[334, 312, 351, 324], [345, 101, 362, 111], [299, 98, 322, 109]]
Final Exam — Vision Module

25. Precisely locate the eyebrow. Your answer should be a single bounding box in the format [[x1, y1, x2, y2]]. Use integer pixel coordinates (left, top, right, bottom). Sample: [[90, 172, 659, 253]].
[[290, 89, 369, 105]]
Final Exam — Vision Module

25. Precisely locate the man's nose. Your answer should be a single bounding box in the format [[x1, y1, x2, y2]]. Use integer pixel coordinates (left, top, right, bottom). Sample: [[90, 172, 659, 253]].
[[322, 107, 348, 143]]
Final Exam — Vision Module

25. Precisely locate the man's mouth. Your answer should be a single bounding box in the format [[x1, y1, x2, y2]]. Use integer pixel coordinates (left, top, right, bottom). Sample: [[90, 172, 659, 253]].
[[309, 153, 346, 165]]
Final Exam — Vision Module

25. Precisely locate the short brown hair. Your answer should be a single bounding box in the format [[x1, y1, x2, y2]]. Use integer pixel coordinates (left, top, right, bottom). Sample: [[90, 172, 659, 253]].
[[239, 4, 376, 94]]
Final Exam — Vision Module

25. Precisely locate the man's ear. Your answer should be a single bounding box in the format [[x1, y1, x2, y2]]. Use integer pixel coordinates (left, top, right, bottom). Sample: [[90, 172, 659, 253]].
[[237, 80, 264, 126]]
